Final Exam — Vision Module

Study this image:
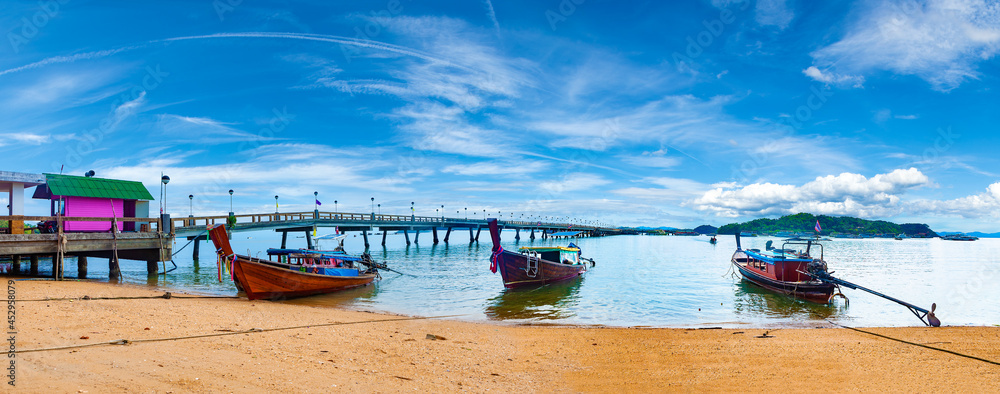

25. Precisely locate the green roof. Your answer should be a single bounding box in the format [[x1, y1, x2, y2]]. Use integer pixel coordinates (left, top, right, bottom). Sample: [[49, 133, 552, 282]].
[[39, 174, 154, 201]]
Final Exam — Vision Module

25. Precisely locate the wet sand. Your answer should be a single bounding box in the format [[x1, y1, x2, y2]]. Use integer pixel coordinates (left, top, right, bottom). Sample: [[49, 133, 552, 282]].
[[8, 279, 1000, 393]]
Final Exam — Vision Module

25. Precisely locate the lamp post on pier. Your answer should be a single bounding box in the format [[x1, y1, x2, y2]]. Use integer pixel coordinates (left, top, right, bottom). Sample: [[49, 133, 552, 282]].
[[440, 205, 445, 221], [188, 195, 193, 216], [411, 202, 415, 222], [464, 207, 467, 220], [370, 197, 375, 221], [228, 190, 234, 215], [274, 195, 279, 214]]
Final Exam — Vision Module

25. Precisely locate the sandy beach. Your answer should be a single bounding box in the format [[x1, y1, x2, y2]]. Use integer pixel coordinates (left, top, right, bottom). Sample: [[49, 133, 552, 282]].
[[7, 278, 999, 393]]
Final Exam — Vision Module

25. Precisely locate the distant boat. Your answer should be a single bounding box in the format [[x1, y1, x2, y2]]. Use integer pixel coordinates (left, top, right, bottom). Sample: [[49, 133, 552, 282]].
[[709, 235, 718, 244], [731, 234, 835, 303], [894, 234, 908, 240], [739, 231, 758, 238], [488, 219, 592, 288], [941, 234, 979, 241], [209, 225, 379, 300]]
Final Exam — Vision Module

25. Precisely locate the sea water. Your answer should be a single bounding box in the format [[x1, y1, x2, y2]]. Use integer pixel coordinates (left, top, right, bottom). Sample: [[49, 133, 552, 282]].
[[34, 230, 1000, 328]]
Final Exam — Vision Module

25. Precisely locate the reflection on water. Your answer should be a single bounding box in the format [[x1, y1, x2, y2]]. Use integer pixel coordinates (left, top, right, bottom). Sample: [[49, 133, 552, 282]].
[[731, 281, 845, 321], [484, 277, 584, 322]]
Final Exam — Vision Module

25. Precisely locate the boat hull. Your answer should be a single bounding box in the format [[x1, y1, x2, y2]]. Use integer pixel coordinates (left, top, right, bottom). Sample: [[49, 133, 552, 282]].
[[733, 260, 835, 304], [495, 250, 586, 288], [231, 256, 376, 300]]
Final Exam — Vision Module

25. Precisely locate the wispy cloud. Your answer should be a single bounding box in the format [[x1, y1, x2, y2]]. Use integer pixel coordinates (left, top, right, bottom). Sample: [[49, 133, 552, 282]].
[[809, 0, 1000, 91], [755, 0, 795, 29]]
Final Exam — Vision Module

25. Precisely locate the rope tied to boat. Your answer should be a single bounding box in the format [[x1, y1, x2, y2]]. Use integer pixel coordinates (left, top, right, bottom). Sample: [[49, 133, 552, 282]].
[[489, 246, 504, 273]]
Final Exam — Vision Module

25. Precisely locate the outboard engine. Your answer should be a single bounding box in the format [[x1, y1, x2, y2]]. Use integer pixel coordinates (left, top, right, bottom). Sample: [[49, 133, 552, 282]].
[[806, 259, 829, 278], [766, 240, 774, 251]]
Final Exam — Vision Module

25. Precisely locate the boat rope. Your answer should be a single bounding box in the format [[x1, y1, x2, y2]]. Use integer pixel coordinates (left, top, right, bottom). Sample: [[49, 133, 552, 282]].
[[12, 314, 466, 355], [489, 246, 504, 273], [171, 228, 210, 257], [827, 320, 1000, 367], [14, 292, 240, 302]]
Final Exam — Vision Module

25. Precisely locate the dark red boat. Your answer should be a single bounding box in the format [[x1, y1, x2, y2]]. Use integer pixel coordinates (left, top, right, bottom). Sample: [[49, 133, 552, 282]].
[[209, 224, 378, 300], [731, 234, 836, 303], [488, 219, 592, 288]]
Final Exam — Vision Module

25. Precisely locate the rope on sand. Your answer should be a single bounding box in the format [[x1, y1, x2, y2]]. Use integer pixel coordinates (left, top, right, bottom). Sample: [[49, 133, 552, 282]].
[[828, 320, 1000, 366], [14, 314, 465, 354], [14, 292, 240, 302]]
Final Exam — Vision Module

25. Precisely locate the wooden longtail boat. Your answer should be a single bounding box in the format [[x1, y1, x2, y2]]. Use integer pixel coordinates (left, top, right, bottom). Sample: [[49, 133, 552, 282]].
[[731, 234, 836, 303], [488, 219, 592, 288], [209, 225, 377, 300]]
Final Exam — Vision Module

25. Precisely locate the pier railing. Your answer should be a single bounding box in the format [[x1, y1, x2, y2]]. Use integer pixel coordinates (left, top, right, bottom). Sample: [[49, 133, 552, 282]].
[[0, 215, 164, 234]]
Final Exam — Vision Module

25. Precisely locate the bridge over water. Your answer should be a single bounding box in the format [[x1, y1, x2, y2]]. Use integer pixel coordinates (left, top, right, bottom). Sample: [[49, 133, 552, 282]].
[[172, 211, 630, 258]]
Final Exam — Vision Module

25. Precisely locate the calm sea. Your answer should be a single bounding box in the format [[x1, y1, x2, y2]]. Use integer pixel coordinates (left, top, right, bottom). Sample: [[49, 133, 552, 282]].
[[33, 230, 1000, 328]]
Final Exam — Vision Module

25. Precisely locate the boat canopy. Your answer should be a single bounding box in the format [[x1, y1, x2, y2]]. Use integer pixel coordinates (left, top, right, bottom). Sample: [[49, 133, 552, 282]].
[[518, 246, 580, 252]]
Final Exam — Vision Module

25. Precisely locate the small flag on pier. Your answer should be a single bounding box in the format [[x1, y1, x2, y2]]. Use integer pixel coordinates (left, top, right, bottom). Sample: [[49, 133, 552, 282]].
[[316, 199, 322, 206]]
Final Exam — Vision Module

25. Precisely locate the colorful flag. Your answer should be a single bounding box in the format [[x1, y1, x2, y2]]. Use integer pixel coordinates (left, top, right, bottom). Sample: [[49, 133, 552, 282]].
[[815, 220, 822, 233], [315, 199, 322, 206]]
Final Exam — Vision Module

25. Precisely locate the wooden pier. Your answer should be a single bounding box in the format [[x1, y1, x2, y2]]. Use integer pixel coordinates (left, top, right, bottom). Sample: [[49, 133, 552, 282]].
[[0, 215, 170, 279]]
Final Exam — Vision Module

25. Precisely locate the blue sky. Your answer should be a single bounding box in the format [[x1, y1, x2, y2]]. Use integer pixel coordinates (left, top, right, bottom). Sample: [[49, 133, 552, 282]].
[[1, 0, 998, 231]]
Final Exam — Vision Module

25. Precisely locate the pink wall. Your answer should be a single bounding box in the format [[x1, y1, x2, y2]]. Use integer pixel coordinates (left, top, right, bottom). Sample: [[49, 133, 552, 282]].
[[63, 196, 124, 232]]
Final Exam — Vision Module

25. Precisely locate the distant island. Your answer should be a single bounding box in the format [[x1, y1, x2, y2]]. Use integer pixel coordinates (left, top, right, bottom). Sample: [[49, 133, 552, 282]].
[[715, 213, 937, 237]]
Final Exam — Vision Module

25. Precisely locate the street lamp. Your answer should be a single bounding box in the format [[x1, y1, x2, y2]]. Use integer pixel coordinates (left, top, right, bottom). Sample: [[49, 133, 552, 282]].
[[378, 203, 381, 215], [160, 175, 170, 214], [464, 207, 467, 220], [188, 195, 193, 216], [371, 197, 375, 220], [228, 189, 234, 214], [411, 201, 415, 221], [314, 191, 318, 211], [441, 205, 444, 221], [274, 195, 279, 214]]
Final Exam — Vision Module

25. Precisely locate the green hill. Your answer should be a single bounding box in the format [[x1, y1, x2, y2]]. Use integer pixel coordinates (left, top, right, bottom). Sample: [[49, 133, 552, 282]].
[[716, 213, 937, 237]]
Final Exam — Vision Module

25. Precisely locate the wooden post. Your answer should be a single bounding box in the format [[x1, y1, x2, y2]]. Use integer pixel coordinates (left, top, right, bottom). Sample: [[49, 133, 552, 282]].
[[362, 230, 370, 248], [381, 230, 387, 247], [414, 230, 420, 244], [192, 238, 200, 261], [77, 256, 88, 278], [530, 229, 536, 240], [280, 231, 288, 249], [147, 259, 159, 275], [51, 255, 61, 279], [11, 256, 19, 274], [444, 228, 451, 243], [29, 256, 38, 275], [515, 228, 521, 241], [475, 227, 482, 242], [432, 228, 439, 244], [109, 256, 121, 280], [305, 230, 313, 249], [469, 227, 474, 243], [403, 229, 410, 246]]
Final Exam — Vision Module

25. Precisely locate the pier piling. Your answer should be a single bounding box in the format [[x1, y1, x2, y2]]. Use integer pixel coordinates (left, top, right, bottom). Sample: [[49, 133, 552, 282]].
[[432, 228, 439, 244], [362, 230, 370, 248], [305, 230, 313, 250], [192, 238, 200, 261], [469, 227, 474, 243], [530, 229, 535, 240], [444, 228, 451, 244], [475, 227, 481, 242], [146, 259, 159, 275], [404, 229, 410, 246], [109, 257, 120, 280], [515, 229, 520, 241], [11, 255, 19, 274], [77, 255, 87, 278], [29, 255, 38, 275], [414, 230, 420, 244], [280, 232, 288, 249], [381, 230, 387, 247]]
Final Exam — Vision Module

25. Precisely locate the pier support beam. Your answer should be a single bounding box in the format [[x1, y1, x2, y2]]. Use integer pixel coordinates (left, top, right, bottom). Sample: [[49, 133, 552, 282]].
[[404, 229, 410, 246], [30, 256, 38, 275], [52, 256, 62, 279], [11, 256, 19, 274], [475, 227, 482, 242], [469, 227, 474, 243], [362, 230, 370, 248], [444, 228, 451, 243], [109, 257, 120, 280], [414, 230, 420, 244], [515, 229, 520, 241], [192, 239, 201, 261], [381, 230, 387, 247], [146, 260, 159, 275], [530, 229, 535, 240], [432, 228, 439, 244], [280, 232, 288, 249], [305, 230, 313, 250], [77, 256, 87, 278]]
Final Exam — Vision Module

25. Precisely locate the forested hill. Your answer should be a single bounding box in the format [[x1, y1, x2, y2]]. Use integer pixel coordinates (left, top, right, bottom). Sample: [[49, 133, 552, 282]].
[[716, 213, 937, 237]]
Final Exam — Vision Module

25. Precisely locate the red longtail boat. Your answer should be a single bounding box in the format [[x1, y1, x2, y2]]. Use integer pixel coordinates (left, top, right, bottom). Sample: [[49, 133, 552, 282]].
[[730, 234, 837, 303], [209, 225, 378, 300], [488, 219, 593, 288]]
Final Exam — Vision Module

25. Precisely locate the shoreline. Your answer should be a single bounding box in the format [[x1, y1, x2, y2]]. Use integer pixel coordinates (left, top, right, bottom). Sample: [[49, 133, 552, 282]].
[[9, 278, 1000, 392]]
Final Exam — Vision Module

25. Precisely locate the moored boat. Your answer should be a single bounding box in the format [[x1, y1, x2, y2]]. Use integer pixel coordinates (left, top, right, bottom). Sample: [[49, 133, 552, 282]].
[[209, 225, 378, 300], [731, 234, 836, 303], [488, 219, 593, 288], [941, 233, 979, 241]]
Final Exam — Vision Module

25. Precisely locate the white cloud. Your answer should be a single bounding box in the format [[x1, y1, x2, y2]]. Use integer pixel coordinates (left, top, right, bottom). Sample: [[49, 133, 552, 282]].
[[692, 168, 930, 217], [810, 0, 1000, 91], [911, 182, 1000, 219], [755, 0, 795, 30], [802, 66, 865, 88], [442, 160, 546, 176], [538, 173, 610, 194]]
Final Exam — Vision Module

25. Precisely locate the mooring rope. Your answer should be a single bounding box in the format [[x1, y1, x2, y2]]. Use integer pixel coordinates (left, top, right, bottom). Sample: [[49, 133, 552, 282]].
[[13, 314, 465, 354], [15, 292, 239, 302], [828, 320, 1000, 366]]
